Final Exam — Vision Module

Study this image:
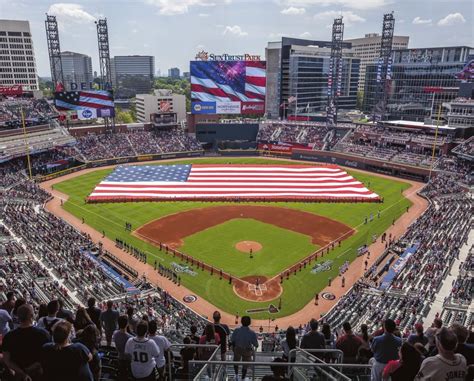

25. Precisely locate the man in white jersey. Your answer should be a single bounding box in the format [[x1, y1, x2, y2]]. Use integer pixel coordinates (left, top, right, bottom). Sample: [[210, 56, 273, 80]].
[[125, 320, 160, 381]]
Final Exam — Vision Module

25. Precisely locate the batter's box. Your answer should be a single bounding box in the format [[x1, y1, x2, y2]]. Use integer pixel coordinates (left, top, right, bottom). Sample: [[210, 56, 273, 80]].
[[248, 283, 267, 296]]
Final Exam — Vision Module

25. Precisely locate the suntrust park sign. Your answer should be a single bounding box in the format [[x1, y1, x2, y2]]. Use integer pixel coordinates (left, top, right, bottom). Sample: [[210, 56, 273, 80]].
[[195, 50, 261, 61]]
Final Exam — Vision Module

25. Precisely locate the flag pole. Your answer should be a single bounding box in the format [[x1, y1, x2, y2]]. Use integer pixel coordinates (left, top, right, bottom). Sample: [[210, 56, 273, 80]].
[[21, 107, 33, 180], [428, 104, 441, 181]]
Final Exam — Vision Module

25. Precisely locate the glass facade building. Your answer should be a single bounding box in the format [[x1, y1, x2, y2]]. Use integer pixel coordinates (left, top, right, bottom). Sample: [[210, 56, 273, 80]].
[[363, 46, 473, 122], [266, 38, 360, 119]]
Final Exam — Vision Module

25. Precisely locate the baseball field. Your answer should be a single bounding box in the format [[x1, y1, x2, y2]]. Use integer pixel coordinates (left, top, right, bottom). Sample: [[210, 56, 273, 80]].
[[52, 157, 412, 319]]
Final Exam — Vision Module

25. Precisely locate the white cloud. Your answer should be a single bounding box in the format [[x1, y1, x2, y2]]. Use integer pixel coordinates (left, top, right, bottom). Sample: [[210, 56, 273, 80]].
[[299, 31, 312, 38], [281, 7, 306, 15], [314, 10, 365, 26], [438, 12, 466, 26], [412, 16, 432, 25], [48, 3, 96, 23], [279, 0, 390, 10], [144, 0, 231, 15], [268, 32, 285, 39], [222, 25, 248, 37], [198, 13, 209, 17]]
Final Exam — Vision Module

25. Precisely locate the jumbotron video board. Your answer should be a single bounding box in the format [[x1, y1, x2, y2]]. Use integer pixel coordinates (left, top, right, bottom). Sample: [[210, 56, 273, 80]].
[[190, 60, 266, 115], [54, 90, 115, 120]]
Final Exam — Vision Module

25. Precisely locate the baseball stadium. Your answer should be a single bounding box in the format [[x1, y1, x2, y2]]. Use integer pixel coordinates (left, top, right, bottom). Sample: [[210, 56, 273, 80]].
[[0, 7, 473, 381]]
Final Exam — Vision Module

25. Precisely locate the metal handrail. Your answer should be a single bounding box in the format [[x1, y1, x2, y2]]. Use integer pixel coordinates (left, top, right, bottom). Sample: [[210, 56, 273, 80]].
[[168, 343, 220, 380]]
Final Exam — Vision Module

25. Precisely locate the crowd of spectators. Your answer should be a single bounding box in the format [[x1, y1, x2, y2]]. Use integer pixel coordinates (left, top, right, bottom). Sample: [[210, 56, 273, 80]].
[[257, 122, 336, 149], [70, 130, 202, 162], [452, 136, 474, 159], [331, 124, 457, 168], [0, 99, 58, 129]]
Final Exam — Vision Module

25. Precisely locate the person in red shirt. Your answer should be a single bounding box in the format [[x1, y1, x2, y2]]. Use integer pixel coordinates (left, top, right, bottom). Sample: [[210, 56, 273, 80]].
[[336, 322, 363, 363], [198, 323, 220, 361]]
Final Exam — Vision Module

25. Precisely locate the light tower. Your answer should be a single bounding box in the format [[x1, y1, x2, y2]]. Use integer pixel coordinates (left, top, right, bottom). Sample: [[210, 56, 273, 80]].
[[372, 12, 395, 122], [326, 16, 344, 127], [45, 14, 64, 90], [95, 18, 114, 129]]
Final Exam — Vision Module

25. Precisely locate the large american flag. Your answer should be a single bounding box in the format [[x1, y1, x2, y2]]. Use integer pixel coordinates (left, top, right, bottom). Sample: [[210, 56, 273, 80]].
[[87, 164, 380, 202], [191, 61, 266, 102]]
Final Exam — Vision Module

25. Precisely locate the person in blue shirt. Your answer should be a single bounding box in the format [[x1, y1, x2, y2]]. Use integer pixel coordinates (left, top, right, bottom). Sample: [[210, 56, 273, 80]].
[[370, 319, 402, 381], [231, 316, 258, 380], [41, 320, 93, 381]]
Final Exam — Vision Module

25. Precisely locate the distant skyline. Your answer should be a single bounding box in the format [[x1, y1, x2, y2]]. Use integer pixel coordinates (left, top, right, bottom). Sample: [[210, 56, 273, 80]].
[[1, 0, 472, 77]]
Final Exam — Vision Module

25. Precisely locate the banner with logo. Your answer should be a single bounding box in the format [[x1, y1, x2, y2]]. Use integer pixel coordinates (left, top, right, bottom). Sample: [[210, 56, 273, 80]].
[[77, 108, 97, 120], [241, 102, 265, 114], [258, 142, 312, 154], [216, 101, 241, 114]]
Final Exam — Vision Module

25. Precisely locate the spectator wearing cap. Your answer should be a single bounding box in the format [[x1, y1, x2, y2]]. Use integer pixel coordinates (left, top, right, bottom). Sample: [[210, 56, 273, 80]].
[[336, 321, 363, 363], [414, 327, 467, 381], [231, 316, 258, 380], [370, 319, 402, 381], [2, 304, 51, 381], [300, 319, 325, 351], [408, 324, 429, 347], [450, 324, 474, 366]]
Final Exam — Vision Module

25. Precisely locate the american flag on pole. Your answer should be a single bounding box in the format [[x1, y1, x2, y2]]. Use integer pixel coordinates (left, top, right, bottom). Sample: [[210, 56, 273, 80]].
[[87, 164, 380, 203], [191, 61, 265, 102]]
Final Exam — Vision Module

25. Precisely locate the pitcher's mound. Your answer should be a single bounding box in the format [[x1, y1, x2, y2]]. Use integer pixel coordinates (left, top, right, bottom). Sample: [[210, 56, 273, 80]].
[[235, 241, 262, 253]]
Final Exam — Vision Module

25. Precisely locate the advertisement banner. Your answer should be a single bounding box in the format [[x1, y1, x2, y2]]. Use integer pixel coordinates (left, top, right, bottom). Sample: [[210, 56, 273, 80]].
[[97, 108, 115, 118], [191, 102, 216, 114], [216, 101, 241, 114], [77, 108, 97, 120], [241, 102, 265, 114], [55, 90, 115, 115], [258, 142, 312, 154]]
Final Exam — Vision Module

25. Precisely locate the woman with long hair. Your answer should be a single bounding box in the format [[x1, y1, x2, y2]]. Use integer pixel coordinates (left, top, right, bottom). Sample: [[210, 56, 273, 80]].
[[357, 324, 372, 364], [198, 323, 220, 360], [75, 324, 102, 381], [40, 320, 93, 381], [281, 326, 297, 362], [382, 342, 422, 381]]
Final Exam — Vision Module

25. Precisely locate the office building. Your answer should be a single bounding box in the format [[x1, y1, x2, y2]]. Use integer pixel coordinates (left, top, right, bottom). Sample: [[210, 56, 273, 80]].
[[345, 33, 409, 91], [168, 67, 180, 79], [265, 37, 360, 119], [111, 55, 155, 98], [136, 89, 186, 123], [60, 51, 93, 90], [0, 19, 39, 91], [363, 46, 473, 122]]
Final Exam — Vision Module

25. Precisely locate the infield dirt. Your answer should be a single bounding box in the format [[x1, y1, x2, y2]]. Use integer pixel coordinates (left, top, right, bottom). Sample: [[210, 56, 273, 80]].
[[134, 205, 354, 249]]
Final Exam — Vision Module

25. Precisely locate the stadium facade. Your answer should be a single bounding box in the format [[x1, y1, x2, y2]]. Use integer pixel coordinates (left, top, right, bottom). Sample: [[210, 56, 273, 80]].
[[265, 37, 360, 119], [60, 51, 93, 90], [0, 19, 39, 91], [363, 46, 473, 122], [111, 55, 155, 98], [345, 33, 409, 92]]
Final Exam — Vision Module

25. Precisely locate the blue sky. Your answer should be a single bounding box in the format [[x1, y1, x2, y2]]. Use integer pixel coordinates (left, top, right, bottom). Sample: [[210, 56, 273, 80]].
[[1, 0, 472, 76]]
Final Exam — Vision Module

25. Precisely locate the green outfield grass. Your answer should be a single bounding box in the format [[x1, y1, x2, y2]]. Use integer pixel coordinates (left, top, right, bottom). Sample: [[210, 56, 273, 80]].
[[53, 157, 412, 319], [181, 218, 318, 278]]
